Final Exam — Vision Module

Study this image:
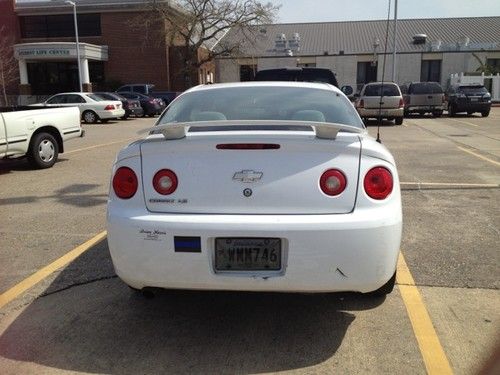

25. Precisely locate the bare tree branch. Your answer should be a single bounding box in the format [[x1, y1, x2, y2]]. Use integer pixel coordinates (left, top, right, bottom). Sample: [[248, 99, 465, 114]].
[[0, 26, 18, 106], [137, 0, 279, 86]]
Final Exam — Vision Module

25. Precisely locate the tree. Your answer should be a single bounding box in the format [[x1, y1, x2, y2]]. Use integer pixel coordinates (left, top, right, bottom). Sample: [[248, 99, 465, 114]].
[[472, 53, 500, 75], [0, 26, 18, 106], [145, 0, 280, 86]]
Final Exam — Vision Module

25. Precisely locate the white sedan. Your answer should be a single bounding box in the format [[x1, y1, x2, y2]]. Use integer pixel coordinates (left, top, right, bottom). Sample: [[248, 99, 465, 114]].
[[107, 82, 402, 296], [38, 92, 125, 123]]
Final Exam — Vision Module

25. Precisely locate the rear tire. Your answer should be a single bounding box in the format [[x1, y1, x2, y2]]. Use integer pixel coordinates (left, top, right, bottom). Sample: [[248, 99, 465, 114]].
[[28, 132, 59, 169], [395, 117, 403, 125], [448, 104, 457, 117], [433, 111, 442, 118], [369, 272, 396, 296], [481, 110, 490, 117], [82, 110, 98, 124]]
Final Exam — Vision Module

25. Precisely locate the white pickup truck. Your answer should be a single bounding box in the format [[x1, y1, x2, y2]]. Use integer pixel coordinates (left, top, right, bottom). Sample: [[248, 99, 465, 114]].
[[0, 106, 83, 168]]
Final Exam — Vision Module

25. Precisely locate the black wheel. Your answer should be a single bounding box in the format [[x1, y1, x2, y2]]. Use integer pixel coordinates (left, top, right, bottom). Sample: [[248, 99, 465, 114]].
[[433, 111, 442, 118], [403, 110, 409, 117], [448, 104, 457, 117], [28, 132, 59, 169], [369, 272, 396, 296], [481, 111, 490, 117], [121, 114, 129, 120], [395, 117, 403, 125], [82, 110, 98, 124]]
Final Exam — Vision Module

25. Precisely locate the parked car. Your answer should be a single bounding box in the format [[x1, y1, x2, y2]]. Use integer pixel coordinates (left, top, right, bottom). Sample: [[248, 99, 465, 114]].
[[117, 92, 164, 117], [35, 92, 125, 124], [400, 82, 444, 117], [116, 84, 177, 106], [355, 82, 404, 125], [254, 67, 339, 87], [0, 106, 82, 168], [94, 92, 144, 119], [107, 82, 402, 296], [445, 84, 491, 117]]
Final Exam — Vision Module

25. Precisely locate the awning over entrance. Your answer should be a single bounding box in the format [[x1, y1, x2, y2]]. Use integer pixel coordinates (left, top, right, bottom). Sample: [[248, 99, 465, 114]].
[[13, 42, 108, 96], [14, 42, 108, 62]]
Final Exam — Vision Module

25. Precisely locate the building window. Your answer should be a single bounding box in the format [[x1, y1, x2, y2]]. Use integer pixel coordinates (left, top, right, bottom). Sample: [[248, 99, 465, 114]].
[[20, 14, 101, 38], [240, 65, 257, 82], [356, 61, 377, 91], [420, 60, 441, 82], [486, 59, 500, 73]]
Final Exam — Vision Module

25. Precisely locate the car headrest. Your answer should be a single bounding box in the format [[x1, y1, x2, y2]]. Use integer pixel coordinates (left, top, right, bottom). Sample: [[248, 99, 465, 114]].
[[291, 110, 326, 123], [191, 111, 227, 121]]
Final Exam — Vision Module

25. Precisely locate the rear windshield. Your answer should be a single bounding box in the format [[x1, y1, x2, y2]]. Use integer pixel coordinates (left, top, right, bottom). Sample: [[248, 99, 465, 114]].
[[409, 82, 443, 94], [458, 86, 488, 95], [364, 84, 400, 96], [86, 94, 105, 101], [158, 86, 363, 128]]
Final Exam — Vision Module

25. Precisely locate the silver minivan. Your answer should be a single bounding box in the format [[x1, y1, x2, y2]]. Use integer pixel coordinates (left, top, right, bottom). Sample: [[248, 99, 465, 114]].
[[355, 82, 404, 125], [401, 82, 444, 117]]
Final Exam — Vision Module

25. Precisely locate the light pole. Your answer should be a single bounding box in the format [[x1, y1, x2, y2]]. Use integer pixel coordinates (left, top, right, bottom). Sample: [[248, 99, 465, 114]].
[[392, 0, 398, 82], [65, 0, 83, 92]]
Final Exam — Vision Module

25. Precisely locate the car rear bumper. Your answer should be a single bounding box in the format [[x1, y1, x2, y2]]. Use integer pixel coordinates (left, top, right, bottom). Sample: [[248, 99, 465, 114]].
[[98, 109, 126, 119], [405, 105, 444, 113], [451, 102, 491, 112], [107, 205, 402, 293], [358, 108, 403, 118], [125, 107, 144, 117]]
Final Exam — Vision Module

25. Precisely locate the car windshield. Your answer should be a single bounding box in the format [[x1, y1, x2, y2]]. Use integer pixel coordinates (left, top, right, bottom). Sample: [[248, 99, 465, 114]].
[[458, 86, 488, 95], [364, 84, 400, 96], [409, 83, 443, 94], [158, 85, 363, 128]]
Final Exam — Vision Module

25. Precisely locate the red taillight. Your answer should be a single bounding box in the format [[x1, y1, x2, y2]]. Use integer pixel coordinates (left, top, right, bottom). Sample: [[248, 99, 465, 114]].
[[358, 99, 364, 108], [216, 143, 280, 150], [153, 169, 178, 195], [398, 98, 404, 108], [104, 104, 115, 110], [364, 167, 393, 200], [112, 167, 138, 199], [320, 169, 347, 196]]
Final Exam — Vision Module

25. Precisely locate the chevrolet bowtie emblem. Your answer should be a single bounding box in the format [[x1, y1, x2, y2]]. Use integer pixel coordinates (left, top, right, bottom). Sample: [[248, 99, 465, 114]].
[[233, 170, 263, 183]]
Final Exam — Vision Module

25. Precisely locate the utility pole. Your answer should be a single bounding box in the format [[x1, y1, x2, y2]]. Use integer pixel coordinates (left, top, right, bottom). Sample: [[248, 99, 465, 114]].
[[392, 0, 398, 82], [66, 1, 82, 92]]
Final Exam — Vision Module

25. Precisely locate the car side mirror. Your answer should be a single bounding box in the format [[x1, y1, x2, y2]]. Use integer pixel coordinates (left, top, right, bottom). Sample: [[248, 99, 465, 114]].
[[341, 85, 354, 96]]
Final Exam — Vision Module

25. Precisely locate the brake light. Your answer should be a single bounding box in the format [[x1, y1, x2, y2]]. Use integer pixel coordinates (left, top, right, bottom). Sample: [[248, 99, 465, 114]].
[[112, 167, 138, 199], [153, 169, 178, 195], [216, 144, 280, 150], [398, 98, 404, 108], [364, 167, 393, 200], [104, 104, 115, 110], [358, 99, 364, 109], [320, 169, 347, 196]]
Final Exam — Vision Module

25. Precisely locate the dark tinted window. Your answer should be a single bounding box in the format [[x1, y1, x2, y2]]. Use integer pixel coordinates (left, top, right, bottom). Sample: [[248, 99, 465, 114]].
[[46, 95, 66, 104], [20, 14, 101, 38], [67, 94, 85, 103], [240, 65, 257, 82], [420, 60, 441, 83], [409, 82, 443, 94], [132, 85, 147, 94], [458, 86, 488, 95], [364, 84, 400, 96]]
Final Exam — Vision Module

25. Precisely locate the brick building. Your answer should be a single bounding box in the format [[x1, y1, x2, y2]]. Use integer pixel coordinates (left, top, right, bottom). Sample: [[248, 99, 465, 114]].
[[1, 0, 214, 103]]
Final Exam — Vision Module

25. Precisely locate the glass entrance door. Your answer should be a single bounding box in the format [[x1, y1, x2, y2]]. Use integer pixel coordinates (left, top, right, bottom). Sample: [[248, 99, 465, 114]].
[[27, 62, 80, 95]]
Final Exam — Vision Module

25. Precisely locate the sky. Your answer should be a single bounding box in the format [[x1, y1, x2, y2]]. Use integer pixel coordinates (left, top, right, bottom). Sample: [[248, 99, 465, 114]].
[[269, 0, 500, 23]]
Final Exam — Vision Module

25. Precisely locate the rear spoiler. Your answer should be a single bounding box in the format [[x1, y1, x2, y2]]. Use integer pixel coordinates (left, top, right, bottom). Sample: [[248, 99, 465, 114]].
[[141, 120, 365, 140]]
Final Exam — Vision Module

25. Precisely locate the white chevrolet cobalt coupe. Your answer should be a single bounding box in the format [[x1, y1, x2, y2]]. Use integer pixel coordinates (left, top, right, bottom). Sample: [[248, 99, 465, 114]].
[[107, 82, 402, 296]]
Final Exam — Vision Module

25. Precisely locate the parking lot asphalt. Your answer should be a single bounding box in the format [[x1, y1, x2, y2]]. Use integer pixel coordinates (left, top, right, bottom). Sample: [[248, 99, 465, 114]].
[[0, 110, 499, 374]]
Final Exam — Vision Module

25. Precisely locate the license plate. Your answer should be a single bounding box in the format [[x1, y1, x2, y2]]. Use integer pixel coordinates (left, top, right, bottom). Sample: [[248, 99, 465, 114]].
[[215, 238, 281, 271]]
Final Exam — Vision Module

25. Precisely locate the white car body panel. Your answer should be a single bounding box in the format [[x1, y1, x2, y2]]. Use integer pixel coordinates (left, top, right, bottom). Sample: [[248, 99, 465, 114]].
[[37, 92, 125, 120], [0, 106, 82, 158], [107, 82, 402, 293]]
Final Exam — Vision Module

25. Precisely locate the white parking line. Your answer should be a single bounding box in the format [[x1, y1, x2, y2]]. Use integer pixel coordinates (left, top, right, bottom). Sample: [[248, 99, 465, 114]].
[[447, 118, 479, 127]]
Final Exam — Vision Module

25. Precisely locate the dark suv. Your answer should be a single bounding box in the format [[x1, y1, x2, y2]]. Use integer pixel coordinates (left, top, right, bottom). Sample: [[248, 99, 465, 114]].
[[445, 84, 491, 117], [254, 67, 339, 87]]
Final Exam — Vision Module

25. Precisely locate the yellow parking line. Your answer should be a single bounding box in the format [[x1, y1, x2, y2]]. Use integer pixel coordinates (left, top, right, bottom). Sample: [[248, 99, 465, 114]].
[[397, 253, 453, 375], [447, 118, 479, 127], [0, 231, 107, 310], [65, 138, 136, 155], [457, 146, 500, 167]]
